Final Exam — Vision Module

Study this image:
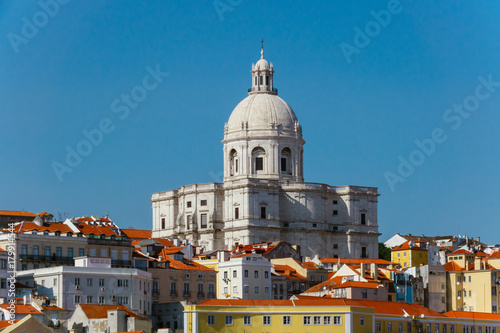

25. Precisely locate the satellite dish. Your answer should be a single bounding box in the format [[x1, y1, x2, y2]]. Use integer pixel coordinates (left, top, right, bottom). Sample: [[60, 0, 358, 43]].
[[420, 314, 425, 318]]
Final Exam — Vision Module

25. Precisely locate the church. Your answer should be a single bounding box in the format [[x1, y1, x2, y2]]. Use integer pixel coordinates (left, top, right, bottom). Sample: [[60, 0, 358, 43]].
[[151, 47, 380, 258]]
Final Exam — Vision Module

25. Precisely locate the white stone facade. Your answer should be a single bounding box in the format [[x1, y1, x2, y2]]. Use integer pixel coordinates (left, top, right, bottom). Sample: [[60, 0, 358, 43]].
[[16, 264, 152, 316], [218, 253, 273, 300], [152, 48, 380, 258]]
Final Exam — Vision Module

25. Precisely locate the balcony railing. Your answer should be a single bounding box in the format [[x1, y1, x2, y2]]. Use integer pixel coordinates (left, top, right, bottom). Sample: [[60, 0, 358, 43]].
[[197, 292, 205, 298], [207, 293, 216, 299], [111, 260, 132, 267], [170, 291, 178, 297], [20, 254, 74, 263], [183, 291, 191, 298]]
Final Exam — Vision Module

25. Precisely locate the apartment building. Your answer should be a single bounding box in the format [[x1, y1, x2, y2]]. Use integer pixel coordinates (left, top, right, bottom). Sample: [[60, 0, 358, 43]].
[[218, 252, 272, 300], [16, 257, 152, 316]]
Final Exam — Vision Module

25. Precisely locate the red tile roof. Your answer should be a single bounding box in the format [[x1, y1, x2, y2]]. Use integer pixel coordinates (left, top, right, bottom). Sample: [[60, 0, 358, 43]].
[[489, 251, 500, 259], [41, 305, 69, 311], [0, 210, 36, 217], [158, 251, 214, 271], [154, 238, 174, 247], [78, 304, 147, 320], [443, 261, 463, 271], [392, 240, 428, 252], [0, 320, 20, 328], [448, 249, 474, 256], [120, 229, 152, 240], [444, 311, 500, 320], [7, 222, 73, 234], [198, 297, 445, 318], [330, 281, 381, 289], [0, 304, 41, 314], [273, 264, 307, 281]]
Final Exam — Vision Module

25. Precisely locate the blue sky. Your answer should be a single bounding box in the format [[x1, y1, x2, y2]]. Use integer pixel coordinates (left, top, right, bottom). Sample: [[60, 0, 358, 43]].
[[1, 1, 499, 244]]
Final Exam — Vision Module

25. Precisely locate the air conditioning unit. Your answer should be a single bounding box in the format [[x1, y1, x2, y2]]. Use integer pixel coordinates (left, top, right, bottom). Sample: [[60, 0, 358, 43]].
[[75, 286, 80, 290], [110, 295, 115, 300], [101, 287, 105, 292]]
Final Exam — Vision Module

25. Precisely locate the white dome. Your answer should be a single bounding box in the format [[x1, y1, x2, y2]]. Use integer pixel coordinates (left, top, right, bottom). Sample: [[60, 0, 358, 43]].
[[255, 58, 270, 70], [227, 93, 299, 134]]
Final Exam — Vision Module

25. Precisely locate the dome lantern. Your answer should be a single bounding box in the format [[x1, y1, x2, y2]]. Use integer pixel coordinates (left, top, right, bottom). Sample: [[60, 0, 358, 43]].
[[249, 43, 276, 95]]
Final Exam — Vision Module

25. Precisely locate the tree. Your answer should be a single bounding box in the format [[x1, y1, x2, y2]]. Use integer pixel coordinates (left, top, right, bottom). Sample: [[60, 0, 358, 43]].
[[379, 242, 391, 261]]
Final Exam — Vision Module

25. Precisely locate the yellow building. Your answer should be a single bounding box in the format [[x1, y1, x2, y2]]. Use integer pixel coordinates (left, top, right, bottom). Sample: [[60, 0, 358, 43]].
[[445, 249, 500, 313], [391, 240, 428, 268], [184, 296, 500, 332]]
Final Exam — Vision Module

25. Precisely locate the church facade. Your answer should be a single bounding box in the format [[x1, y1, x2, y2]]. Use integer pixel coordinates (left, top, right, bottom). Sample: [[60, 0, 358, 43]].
[[151, 48, 380, 258]]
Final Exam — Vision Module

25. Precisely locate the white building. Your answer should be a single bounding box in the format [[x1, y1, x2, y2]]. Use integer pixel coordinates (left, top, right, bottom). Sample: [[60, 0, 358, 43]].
[[217, 253, 272, 300], [16, 257, 152, 316], [152, 47, 380, 258]]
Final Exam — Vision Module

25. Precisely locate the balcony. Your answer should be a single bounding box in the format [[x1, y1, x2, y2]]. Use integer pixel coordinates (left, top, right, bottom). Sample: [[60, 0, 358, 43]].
[[207, 293, 216, 299], [183, 291, 191, 298], [170, 291, 178, 297], [111, 260, 132, 267], [87, 237, 131, 246], [20, 254, 74, 264], [197, 292, 205, 298]]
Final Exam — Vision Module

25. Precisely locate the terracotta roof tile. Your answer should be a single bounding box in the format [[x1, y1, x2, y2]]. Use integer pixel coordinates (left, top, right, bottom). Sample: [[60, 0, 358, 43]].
[[448, 249, 474, 256], [392, 240, 428, 252], [120, 229, 152, 240], [320, 258, 394, 265], [0, 304, 41, 314], [0, 210, 36, 217], [153, 238, 174, 247], [159, 253, 214, 271], [443, 261, 463, 271], [444, 311, 500, 320], [79, 304, 147, 320]]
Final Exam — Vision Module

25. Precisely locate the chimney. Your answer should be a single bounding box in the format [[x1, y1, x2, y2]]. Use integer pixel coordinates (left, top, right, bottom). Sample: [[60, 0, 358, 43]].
[[370, 263, 377, 280], [360, 262, 366, 279], [474, 257, 482, 271], [477, 237, 480, 243]]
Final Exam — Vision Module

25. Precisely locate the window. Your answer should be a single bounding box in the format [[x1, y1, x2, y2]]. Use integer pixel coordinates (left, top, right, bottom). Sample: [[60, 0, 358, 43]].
[[244, 270, 249, 278], [408, 322, 413, 332], [313, 316, 321, 325], [225, 315, 233, 325], [200, 214, 207, 228], [469, 290, 472, 297], [333, 316, 342, 325], [56, 247, 62, 258], [207, 315, 215, 325], [233, 270, 237, 278], [118, 279, 128, 287], [183, 282, 190, 295], [99, 296, 104, 304], [265, 271, 269, 279], [234, 207, 239, 219], [0, 279, 6, 289], [170, 282, 177, 294], [399, 322, 403, 333], [360, 316, 365, 326], [187, 201, 192, 208], [99, 279, 105, 287], [376, 321, 382, 332], [362, 288, 367, 298], [244, 315, 252, 325], [281, 157, 287, 172], [333, 210, 338, 216], [256, 157, 263, 171], [86, 296, 92, 304], [283, 315, 291, 325], [254, 270, 259, 278], [458, 276, 462, 283], [33, 246, 39, 259], [458, 290, 462, 297], [75, 278, 80, 286], [68, 247, 73, 258], [45, 246, 50, 259], [263, 315, 271, 325], [244, 285, 249, 293], [388, 321, 393, 332], [303, 316, 311, 325], [0, 260, 5, 270], [232, 285, 237, 293], [361, 246, 367, 258], [322, 316, 331, 325], [333, 244, 339, 249], [74, 295, 80, 304], [200, 200, 207, 206], [87, 278, 92, 286], [265, 287, 269, 294], [161, 218, 165, 229], [469, 276, 471, 282], [361, 213, 366, 225], [427, 323, 432, 332], [223, 287, 228, 294], [435, 323, 440, 333], [261, 206, 266, 219], [186, 215, 192, 229], [79, 248, 85, 257]]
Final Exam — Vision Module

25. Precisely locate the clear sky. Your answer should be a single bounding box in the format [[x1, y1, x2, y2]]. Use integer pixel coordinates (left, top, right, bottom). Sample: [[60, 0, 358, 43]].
[[1, 1, 499, 244]]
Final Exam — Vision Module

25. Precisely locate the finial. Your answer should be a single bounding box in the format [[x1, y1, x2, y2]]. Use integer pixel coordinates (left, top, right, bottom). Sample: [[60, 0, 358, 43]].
[[261, 38, 264, 59]]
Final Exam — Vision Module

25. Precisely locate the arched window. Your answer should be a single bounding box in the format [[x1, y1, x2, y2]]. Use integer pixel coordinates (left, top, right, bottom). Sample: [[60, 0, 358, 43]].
[[280, 147, 292, 175], [251, 147, 266, 174], [229, 149, 238, 176]]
